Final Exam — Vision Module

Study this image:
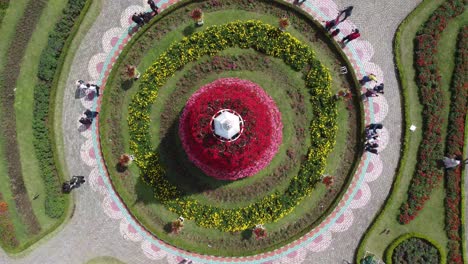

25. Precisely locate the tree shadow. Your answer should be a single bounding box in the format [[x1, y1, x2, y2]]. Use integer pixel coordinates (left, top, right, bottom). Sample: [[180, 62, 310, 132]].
[[163, 222, 172, 233], [241, 229, 252, 240], [75, 88, 86, 99], [121, 79, 134, 91], [78, 124, 91, 132], [156, 118, 233, 196], [182, 24, 196, 36], [116, 163, 127, 173], [132, 113, 235, 204], [134, 174, 159, 205]]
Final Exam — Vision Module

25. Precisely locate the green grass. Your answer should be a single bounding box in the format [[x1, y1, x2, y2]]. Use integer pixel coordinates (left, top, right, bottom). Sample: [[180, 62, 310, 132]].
[[0, 0, 100, 253], [100, 7, 356, 256], [356, 0, 465, 261], [0, 0, 33, 246], [14, 0, 68, 230], [85, 256, 126, 264]]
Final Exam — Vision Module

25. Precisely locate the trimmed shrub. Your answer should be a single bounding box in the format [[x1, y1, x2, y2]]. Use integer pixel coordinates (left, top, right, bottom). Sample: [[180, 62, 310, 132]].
[[443, 26, 467, 264], [398, 0, 465, 224], [392, 237, 440, 264], [33, 0, 88, 218]]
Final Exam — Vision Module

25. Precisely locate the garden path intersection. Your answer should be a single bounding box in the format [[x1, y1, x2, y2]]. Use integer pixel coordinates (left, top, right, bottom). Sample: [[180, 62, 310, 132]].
[[0, 0, 421, 263]]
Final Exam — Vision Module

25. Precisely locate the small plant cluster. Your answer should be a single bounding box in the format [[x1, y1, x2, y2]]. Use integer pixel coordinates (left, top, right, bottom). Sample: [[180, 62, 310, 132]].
[[171, 217, 185, 234], [398, 0, 465, 224], [33, 0, 89, 218], [128, 20, 336, 231], [391, 237, 440, 264], [253, 224, 267, 239], [442, 26, 467, 264], [0, 194, 19, 249], [0, 0, 9, 24], [179, 78, 282, 180]]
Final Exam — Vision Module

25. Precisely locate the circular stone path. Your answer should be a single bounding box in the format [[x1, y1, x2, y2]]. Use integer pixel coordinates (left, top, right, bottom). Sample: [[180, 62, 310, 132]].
[[0, 0, 421, 263]]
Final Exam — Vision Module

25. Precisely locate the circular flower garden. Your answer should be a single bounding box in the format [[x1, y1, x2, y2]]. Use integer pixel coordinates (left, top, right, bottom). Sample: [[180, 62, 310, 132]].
[[100, 0, 360, 256], [179, 78, 283, 180]]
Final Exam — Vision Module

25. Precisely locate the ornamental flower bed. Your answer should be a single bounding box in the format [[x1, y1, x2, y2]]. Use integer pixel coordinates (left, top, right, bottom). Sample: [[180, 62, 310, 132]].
[[128, 20, 336, 231], [443, 26, 467, 264], [398, 0, 465, 224], [0, 193, 19, 249], [179, 78, 282, 180]]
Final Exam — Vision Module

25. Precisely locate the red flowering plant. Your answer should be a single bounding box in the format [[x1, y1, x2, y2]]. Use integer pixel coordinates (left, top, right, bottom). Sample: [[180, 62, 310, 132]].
[[253, 224, 267, 240], [179, 78, 283, 180], [278, 17, 290, 30], [322, 175, 334, 189]]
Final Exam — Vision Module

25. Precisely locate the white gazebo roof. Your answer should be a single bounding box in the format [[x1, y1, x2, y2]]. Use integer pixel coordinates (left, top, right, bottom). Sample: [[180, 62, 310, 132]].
[[213, 111, 241, 140]]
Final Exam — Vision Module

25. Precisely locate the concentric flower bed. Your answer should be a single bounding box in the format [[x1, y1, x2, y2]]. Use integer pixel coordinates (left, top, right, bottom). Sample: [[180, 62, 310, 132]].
[[128, 20, 336, 232], [179, 78, 282, 180]]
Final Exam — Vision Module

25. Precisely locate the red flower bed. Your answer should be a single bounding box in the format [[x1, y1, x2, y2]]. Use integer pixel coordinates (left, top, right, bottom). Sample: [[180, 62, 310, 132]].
[[442, 26, 467, 264], [179, 78, 282, 180], [0, 193, 19, 248], [399, 0, 464, 224]]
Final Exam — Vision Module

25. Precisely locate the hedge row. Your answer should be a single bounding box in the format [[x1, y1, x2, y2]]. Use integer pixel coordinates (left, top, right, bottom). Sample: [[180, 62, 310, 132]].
[[0, 0, 8, 25], [33, 0, 88, 218], [398, 0, 465, 224], [443, 26, 467, 264], [384, 233, 446, 264]]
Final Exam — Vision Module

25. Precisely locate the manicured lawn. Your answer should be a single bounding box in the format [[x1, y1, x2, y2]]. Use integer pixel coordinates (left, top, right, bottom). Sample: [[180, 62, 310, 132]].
[[0, 0, 34, 246], [86, 256, 126, 264], [100, 5, 357, 256], [14, 0, 68, 230], [0, 0, 101, 252], [356, 0, 466, 261]]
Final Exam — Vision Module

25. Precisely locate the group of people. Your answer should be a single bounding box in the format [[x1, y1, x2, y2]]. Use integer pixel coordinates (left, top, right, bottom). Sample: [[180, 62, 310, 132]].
[[62, 176, 86, 193], [364, 123, 383, 155], [77, 80, 100, 97], [322, 6, 360, 45], [79, 108, 99, 126], [360, 73, 385, 101], [132, 0, 159, 27]]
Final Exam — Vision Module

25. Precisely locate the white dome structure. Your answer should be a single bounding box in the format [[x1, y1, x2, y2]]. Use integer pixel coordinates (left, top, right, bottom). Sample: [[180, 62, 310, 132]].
[[211, 109, 244, 142]]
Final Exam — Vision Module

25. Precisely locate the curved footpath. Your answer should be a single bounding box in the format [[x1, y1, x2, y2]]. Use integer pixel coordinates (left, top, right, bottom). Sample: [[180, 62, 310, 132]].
[[0, 0, 420, 263]]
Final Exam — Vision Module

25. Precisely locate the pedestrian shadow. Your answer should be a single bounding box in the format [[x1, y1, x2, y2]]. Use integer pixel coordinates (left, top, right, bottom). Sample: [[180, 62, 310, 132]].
[[121, 79, 134, 91], [128, 25, 139, 36], [182, 24, 196, 36], [78, 124, 91, 132], [75, 88, 86, 99]]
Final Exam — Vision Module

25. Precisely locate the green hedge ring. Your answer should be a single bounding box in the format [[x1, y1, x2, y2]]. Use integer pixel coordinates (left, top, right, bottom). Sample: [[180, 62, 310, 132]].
[[128, 20, 337, 232], [384, 233, 446, 264]]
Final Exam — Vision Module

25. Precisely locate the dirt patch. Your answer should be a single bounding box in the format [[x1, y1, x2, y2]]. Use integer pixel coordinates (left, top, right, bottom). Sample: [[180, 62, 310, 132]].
[[0, 0, 46, 235]]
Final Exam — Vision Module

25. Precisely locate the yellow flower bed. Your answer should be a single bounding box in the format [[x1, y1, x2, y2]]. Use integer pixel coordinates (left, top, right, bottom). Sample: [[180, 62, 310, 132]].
[[128, 20, 337, 232]]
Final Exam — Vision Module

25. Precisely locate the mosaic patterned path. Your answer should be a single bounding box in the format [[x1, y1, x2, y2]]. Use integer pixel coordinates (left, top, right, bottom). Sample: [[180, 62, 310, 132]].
[[0, 0, 421, 263]]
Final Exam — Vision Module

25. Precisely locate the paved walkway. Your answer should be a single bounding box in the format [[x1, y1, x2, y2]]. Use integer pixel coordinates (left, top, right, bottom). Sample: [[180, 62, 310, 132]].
[[0, 0, 421, 263]]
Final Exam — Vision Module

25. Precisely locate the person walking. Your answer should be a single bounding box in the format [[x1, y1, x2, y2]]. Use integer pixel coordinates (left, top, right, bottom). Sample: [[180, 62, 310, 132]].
[[324, 19, 336, 32], [330, 28, 340, 38], [147, 0, 159, 14], [132, 13, 145, 27], [341, 29, 360, 45], [359, 73, 378, 85], [335, 6, 353, 24]]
